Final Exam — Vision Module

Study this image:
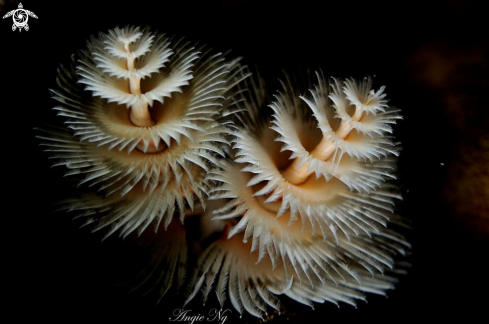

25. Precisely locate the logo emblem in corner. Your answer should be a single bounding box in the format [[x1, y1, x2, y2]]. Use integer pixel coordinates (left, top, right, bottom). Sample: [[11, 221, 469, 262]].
[[3, 3, 37, 32]]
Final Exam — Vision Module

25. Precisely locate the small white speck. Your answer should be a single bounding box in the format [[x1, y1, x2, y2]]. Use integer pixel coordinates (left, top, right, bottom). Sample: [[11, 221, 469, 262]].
[[440, 163, 445, 166]]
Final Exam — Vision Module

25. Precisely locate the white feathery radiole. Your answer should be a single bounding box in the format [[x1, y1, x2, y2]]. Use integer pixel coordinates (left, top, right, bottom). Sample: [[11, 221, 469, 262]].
[[39, 25, 409, 321], [185, 228, 403, 319], [192, 71, 409, 316], [41, 26, 248, 237]]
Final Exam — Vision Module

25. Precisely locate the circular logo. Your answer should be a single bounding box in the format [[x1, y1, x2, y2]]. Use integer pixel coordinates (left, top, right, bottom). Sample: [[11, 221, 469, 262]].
[[13, 10, 28, 28]]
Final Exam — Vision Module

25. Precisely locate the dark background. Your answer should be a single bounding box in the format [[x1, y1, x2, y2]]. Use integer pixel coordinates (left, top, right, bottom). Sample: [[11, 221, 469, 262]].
[[2, 0, 488, 322]]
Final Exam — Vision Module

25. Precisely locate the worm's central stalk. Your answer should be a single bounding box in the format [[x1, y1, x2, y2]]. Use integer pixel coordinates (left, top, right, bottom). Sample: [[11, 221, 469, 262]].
[[281, 105, 363, 185], [124, 42, 155, 128]]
